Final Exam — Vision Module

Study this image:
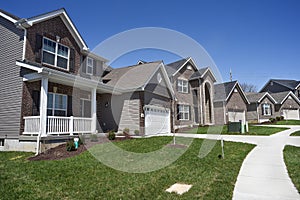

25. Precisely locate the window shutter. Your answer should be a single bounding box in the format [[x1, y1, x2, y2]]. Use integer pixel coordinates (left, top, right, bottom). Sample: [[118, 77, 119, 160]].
[[32, 90, 40, 115], [69, 48, 75, 72], [67, 96, 73, 117], [189, 105, 191, 120], [177, 104, 180, 120], [81, 56, 86, 74], [35, 34, 43, 63], [93, 59, 97, 75]]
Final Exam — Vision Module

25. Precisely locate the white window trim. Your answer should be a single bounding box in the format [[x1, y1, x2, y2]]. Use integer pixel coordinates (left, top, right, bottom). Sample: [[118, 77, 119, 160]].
[[86, 57, 94, 75], [177, 79, 188, 93], [47, 92, 68, 116], [262, 103, 271, 116], [42, 37, 70, 71], [178, 104, 190, 120]]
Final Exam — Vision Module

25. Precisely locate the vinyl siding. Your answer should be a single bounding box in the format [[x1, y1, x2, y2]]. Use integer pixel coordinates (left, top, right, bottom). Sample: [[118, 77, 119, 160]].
[[0, 16, 24, 138]]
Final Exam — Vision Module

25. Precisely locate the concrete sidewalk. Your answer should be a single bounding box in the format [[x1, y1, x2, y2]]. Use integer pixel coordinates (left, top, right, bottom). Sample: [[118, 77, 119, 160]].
[[233, 126, 300, 200], [172, 125, 300, 199]]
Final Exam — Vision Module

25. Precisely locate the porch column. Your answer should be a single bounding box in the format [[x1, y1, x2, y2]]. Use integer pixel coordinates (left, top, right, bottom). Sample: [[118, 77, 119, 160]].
[[91, 88, 97, 133], [39, 77, 48, 137]]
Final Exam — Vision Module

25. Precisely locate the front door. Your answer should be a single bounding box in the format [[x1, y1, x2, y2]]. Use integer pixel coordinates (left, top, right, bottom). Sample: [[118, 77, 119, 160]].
[[80, 99, 91, 117]]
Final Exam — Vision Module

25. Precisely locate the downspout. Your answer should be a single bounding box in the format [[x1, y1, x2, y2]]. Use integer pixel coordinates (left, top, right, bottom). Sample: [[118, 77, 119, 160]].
[[256, 102, 260, 123], [22, 29, 27, 61], [35, 129, 41, 155], [223, 101, 226, 124], [16, 23, 41, 154]]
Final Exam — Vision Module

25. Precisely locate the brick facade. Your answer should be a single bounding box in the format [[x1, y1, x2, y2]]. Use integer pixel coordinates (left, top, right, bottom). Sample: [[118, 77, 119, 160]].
[[25, 16, 81, 74]]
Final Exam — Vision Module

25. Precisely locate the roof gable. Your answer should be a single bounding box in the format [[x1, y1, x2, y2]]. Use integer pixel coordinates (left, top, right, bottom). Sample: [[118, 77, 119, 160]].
[[246, 92, 277, 104], [165, 57, 198, 77], [15, 8, 88, 51], [214, 81, 249, 104], [272, 91, 300, 105], [102, 61, 175, 98]]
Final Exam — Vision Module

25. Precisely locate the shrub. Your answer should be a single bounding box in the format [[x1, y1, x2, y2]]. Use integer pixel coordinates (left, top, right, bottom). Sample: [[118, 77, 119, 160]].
[[123, 128, 132, 139], [108, 130, 116, 140], [280, 116, 284, 120], [269, 118, 276, 123], [90, 134, 98, 142], [66, 140, 75, 151], [79, 135, 85, 145], [134, 130, 140, 136], [276, 116, 281, 121], [123, 128, 130, 135]]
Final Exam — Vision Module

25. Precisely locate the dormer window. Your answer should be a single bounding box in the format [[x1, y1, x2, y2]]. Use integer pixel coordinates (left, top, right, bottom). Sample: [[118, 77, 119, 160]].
[[42, 37, 69, 70], [178, 79, 188, 93], [86, 57, 94, 75]]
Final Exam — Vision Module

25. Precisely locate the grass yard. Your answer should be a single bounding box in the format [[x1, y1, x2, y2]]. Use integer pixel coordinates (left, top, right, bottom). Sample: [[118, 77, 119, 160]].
[[0, 137, 254, 200], [187, 125, 287, 136], [275, 120, 300, 125], [284, 145, 300, 192], [290, 131, 300, 136]]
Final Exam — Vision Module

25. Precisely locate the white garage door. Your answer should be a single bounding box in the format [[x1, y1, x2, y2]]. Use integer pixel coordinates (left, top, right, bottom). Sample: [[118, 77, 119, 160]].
[[282, 109, 300, 120], [228, 111, 246, 124], [144, 105, 170, 135]]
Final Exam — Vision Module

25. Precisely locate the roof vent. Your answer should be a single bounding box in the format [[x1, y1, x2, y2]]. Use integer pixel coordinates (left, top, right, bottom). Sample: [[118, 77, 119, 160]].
[[187, 65, 192, 70]]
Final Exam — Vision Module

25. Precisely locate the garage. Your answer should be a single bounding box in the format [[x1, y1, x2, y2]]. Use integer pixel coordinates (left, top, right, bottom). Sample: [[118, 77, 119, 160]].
[[282, 109, 300, 120], [228, 111, 246, 124], [144, 105, 170, 135]]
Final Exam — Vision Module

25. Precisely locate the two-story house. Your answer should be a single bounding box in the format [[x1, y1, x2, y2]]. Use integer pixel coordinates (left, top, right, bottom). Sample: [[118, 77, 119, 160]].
[[0, 9, 117, 152], [165, 57, 216, 129]]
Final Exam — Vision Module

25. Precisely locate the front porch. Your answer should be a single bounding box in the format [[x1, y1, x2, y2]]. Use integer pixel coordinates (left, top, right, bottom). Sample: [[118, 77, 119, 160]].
[[17, 61, 122, 137], [23, 116, 92, 136]]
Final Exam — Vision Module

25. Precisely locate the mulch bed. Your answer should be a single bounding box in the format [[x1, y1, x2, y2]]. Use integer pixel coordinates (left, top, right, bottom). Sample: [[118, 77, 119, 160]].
[[28, 136, 131, 161]]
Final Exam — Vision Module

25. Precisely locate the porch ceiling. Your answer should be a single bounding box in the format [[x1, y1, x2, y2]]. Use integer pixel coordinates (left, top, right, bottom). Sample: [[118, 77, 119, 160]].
[[17, 61, 122, 94]]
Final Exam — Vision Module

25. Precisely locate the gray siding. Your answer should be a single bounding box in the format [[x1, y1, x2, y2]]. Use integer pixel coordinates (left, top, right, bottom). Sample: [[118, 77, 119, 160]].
[[97, 93, 140, 133], [0, 16, 24, 138]]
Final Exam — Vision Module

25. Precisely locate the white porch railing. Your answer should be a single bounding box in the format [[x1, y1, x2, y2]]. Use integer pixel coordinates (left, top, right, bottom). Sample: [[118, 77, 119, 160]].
[[24, 116, 40, 135], [23, 116, 93, 136]]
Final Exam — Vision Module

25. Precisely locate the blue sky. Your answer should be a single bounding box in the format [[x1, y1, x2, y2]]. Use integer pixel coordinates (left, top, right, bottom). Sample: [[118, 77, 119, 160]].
[[1, 0, 300, 89]]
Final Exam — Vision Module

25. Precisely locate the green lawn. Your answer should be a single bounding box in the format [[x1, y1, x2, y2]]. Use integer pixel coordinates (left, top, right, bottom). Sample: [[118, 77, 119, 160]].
[[275, 120, 300, 125], [284, 145, 300, 192], [187, 125, 287, 136], [290, 131, 300, 136], [0, 137, 254, 200]]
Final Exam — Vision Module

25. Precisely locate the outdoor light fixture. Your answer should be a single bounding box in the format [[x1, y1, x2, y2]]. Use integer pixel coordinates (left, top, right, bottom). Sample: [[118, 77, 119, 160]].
[[56, 35, 60, 42]]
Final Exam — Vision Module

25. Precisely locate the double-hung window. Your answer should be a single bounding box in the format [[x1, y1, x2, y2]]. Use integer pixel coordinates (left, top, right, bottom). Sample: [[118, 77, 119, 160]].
[[177, 79, 188, 93], [86, 57, 94, 75], [178, 105, 189, 120], [42, 37, 69, 70], [262, 103, 271, 116], [47, 93, 67, 116]]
